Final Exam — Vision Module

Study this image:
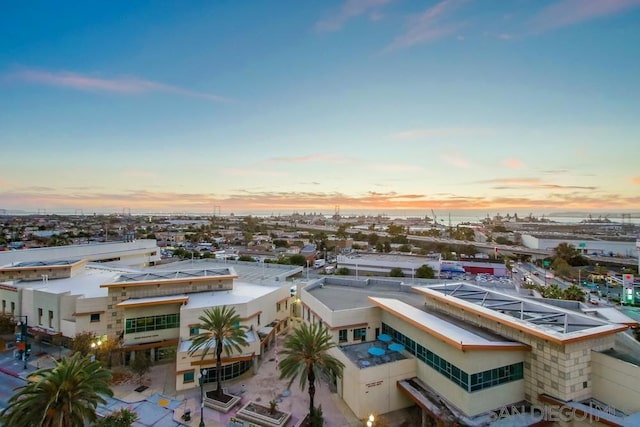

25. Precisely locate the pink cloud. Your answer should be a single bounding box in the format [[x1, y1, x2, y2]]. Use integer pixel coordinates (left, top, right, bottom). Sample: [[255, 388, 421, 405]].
[[315, 0, 394, 32], [503, 158, 523, 169], [384, 0, 467, 51], [530, 0, 640, 33], [5, 68, 231, 103]]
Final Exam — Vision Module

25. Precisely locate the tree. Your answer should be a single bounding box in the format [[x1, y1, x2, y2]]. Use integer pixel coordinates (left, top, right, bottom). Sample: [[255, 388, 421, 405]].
[[389, 267, 404, 277], [0, 352, 113, 427], [398, 244, 411, 253], [278, 323, 344, 420], [289, 254, 307, 266], [95, 408, 138, 427], [540, 284, 563, 299], [554, 243, 578, 262], [563, 284, 586, 302], [71, 331, 96, 357], [130, 351, 152, 385], [415, 264, 435, 279], [0, 313, 16, 334], [386, 223, 405, 236], [188, 306, 249, 398]]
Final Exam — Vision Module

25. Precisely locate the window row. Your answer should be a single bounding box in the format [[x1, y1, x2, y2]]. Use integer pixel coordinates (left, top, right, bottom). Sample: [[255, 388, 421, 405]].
[[184, 359, 253, 384], [125, 313, 180, 334], [382, 323, 523, 393]]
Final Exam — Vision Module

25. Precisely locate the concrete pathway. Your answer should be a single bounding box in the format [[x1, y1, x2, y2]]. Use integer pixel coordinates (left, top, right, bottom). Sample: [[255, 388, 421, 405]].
[[109, 332, 362, 426]]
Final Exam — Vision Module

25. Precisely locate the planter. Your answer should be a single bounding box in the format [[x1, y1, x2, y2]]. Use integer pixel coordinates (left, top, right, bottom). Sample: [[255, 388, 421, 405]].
[[203, 390, 241, 413], [236, 401, 292, 427]]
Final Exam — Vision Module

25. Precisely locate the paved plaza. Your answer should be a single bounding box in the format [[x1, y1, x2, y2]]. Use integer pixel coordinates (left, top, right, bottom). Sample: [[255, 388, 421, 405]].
[[1, 325, 420, 426]]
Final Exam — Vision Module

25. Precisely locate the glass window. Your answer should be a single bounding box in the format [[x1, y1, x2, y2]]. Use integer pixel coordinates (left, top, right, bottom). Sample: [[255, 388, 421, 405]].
[[338, 329, 347, 342], [183, 371, 195, 383], [90, 313, 100, 323], [189, 327, 199, 336]]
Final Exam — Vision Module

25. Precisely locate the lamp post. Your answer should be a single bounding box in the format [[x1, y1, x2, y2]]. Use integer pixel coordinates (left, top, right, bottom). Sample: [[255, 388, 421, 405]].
[[15, 316, 29, 370], [366, 414, 375, 427], [199, 369, 208, 427], [90, 338, 102, 362]]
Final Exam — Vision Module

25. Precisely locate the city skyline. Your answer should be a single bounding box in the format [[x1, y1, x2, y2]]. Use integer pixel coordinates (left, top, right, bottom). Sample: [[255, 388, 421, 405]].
[[2, 0, 640, 215]]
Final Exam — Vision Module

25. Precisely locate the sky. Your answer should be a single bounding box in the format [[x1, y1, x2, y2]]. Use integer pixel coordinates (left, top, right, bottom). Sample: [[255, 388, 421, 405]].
[[1, 0, 640, 216]]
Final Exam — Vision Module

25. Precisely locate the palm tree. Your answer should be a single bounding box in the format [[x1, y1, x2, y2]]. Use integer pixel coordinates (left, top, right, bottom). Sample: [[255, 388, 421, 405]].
[[0, 352, 113, 427], [278, 322, 344, 419], [563, 284, 586, 302], [188, 306, 249, 398]]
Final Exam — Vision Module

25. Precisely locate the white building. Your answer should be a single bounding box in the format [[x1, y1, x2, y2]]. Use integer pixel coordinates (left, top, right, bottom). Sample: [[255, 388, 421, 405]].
[[299, 277, 640, 425]]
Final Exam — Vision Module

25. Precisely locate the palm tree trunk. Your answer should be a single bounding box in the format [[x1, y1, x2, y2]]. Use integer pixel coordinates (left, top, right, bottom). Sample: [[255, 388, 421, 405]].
[[216, 344, 223, 397], [308, 369, 315, 416]]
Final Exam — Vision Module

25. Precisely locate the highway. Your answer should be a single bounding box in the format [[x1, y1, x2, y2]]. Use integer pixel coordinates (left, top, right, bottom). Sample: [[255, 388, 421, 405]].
[[269, 221, 638, 267]]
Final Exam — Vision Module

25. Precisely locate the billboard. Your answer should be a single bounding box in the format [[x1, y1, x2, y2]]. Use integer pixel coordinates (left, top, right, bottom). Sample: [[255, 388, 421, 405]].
[[623, 274, 634, 304]]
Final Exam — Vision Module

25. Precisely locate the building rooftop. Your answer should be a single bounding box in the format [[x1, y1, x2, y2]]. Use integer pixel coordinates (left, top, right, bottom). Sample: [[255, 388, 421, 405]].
[[416, 283, 628, 344], [6, 265, 129, 298], [305, 278, 425, 311], [113, 268, 234, 283], [9, 259, 81, 268], [185, 281, 282, 310], [369, 297, 530, 352]]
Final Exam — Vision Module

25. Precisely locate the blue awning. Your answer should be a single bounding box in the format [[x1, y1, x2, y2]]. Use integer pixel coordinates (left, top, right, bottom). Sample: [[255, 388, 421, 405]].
[[388, 343, 405, 352], [368, 346, 385, 356], [377, 334, 392, 342]]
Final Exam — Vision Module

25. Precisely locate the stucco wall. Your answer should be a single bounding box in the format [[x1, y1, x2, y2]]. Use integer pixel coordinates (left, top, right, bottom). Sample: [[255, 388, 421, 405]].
[[591, 351, 640, 414], [334, 347, 416, 418]]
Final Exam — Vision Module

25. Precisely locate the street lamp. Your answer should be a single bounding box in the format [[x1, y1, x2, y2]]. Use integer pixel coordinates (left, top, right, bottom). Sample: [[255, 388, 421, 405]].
[[14, 316, 29, 370], [199, 369, 208, 427], [90, 338, 102, 362]]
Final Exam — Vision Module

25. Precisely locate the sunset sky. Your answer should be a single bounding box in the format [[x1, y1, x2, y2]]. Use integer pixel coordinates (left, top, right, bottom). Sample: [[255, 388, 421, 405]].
[[1, 0, 640, 216]]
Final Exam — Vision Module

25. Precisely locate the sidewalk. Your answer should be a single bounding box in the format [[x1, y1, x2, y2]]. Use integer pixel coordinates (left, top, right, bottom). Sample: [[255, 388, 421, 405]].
[[108, 333, 362, 426]]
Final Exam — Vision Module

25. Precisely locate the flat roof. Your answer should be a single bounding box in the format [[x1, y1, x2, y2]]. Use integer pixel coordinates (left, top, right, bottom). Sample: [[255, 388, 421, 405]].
[[113, 268, 235, 283], [7, 259, 82, 268], [7, 265, 126, 298], [306, 279, 426, 311], [415, 283, 628, 344], [185, 281, 281, 310], [370, 297, 530, 352]]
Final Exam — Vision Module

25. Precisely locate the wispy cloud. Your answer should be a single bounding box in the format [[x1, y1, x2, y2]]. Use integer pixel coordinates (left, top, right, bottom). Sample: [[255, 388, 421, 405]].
[[441, 152, 471, 169], [4, 68, 231, 103], [384, 0, 466, 51], [121, 169, 157, 178], [315, 0, 394, 32], [3, 186, 639, 213], [222, 168, 288, 177], [372, 163, 424, 173], [478, 177, 596, 191], [530, 0, 640, 33], [391, 127, 493, 140], [265, 154, 352, 164]]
